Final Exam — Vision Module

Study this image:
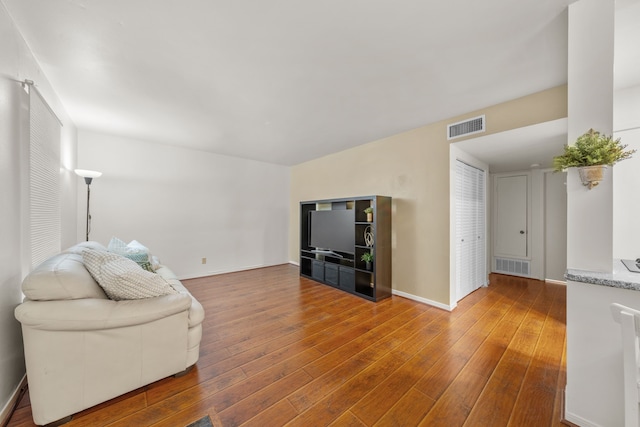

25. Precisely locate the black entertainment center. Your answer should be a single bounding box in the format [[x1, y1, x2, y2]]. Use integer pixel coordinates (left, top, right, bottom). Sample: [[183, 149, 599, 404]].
[[299, 195, 391, 301]]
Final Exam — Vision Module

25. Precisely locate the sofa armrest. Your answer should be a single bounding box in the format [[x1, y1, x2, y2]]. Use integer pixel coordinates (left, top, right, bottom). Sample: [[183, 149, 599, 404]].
[[186, 297, 205, 327], [15, 293, 192, 331], [162, 278, 205, 327]]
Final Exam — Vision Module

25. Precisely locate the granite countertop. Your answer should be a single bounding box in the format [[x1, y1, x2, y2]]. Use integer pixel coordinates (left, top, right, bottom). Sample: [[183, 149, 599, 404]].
[[566, 260, 640, 291]]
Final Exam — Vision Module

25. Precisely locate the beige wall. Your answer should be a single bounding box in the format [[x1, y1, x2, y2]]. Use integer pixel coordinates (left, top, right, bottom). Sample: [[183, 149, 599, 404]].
[[290, 85, 567, 307]]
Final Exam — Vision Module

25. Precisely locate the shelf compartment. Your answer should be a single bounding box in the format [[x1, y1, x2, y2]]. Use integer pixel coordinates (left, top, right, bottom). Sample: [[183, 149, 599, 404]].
[[355, 271, 374, 298], [355, 223, 375, 247], [355, 246, 374, 272], [300, 257, 312, 277], [354, 199, 373, 223], [301, 249, 316, 258]]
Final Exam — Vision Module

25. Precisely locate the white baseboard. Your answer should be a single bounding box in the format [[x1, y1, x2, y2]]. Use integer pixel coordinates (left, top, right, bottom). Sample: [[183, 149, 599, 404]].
[[289, 263, 454, 311], [178, 262, 290, 281], [563, 411, 599, 427], [289, 262, 453, 311], [1, 374, 27, 427], [203, 262, 453, 312], [545, 278, 567, 286], [392, 289, 454, 311]]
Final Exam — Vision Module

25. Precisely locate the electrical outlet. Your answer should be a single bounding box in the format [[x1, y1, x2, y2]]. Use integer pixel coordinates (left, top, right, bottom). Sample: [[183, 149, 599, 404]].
[[201, 257, 207, 264]]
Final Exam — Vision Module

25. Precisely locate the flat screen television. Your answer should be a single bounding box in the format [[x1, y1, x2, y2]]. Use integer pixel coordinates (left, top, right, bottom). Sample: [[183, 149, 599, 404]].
[[309, 209, 354, 254]]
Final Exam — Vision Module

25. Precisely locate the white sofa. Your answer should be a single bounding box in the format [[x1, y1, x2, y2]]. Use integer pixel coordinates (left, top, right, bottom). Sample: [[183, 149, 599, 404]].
[[14, 242, 204, 426]]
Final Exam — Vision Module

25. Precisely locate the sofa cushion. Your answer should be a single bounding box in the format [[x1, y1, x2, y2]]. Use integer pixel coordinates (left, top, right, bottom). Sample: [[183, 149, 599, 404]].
[[82, 249, 178, 301], [22, 253, 108, 301]]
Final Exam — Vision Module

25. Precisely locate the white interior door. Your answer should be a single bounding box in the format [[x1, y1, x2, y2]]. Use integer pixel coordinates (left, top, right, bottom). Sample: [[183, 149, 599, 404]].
[[494, 174, 528, 258], [456, 160, 486, 301]]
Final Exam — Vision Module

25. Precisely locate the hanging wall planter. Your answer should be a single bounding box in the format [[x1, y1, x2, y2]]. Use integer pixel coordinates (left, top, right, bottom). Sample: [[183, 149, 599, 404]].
[[577, 165, 606, 189], [553, 129, 635, 190]]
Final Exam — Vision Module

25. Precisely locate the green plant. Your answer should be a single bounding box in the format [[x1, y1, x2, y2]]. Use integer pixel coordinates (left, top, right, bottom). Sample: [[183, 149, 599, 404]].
[[364, 207, 373, 214], [361, 252, 374, 262], [553, 128, 635, 171]]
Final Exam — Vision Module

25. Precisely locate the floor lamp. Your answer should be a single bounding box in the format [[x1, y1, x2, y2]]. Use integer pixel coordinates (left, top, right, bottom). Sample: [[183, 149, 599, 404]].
[[75, 169, 102, 241]]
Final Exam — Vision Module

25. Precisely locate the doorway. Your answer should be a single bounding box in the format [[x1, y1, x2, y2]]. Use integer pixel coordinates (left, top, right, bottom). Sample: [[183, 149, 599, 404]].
[[492, 173, 531, 277]]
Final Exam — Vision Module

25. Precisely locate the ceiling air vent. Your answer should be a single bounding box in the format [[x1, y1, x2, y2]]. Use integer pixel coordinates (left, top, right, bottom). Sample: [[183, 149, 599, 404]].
[[447, 115, 486, 140]]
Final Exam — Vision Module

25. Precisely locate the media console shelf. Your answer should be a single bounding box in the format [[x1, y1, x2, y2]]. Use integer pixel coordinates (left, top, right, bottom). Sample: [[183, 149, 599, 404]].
[[299, 195, 391, 302]]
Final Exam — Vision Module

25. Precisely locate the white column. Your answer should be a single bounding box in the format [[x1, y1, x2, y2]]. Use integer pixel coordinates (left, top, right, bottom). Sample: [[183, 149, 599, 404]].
[[566, 0, 615, 272], [565, 0, 617, 425]]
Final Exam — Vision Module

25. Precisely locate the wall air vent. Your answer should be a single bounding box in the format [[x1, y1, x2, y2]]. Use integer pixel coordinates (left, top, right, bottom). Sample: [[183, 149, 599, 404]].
[[447, 115, 486, 140], [495, 257, 530, 277]]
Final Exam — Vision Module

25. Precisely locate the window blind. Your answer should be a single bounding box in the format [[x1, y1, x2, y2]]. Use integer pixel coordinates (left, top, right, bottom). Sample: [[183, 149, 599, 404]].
[[29, 87, 62, 268]]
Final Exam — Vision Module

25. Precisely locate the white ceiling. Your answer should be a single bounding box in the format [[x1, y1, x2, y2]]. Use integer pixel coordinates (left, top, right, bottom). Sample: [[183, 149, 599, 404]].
[[5, 0, 637, 170], [453, 0, 640, 174], [2, 0, 575, 166], [453, 118, 568, 173]]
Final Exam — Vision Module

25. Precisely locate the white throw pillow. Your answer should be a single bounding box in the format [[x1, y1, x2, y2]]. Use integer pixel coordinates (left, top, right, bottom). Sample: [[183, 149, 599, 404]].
[[107, 237, 156, 271], [82, 249, 177, 300], [150, 255, 161, 270]]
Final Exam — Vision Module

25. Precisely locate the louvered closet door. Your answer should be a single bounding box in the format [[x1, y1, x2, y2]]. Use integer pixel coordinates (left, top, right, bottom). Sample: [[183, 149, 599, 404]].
[[456, 160, 486, 301], [473, 166, 486, 289]]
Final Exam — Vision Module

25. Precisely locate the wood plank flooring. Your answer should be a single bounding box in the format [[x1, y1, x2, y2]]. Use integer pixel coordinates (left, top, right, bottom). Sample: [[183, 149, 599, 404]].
[[6, 265, 567, 427]]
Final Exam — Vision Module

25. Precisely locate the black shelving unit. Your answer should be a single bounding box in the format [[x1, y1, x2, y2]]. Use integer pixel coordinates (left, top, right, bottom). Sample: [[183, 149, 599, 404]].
[[299, 195, 391, 302]]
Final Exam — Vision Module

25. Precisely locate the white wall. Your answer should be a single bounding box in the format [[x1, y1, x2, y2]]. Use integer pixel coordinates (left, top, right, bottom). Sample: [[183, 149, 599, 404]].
[[77, 130, 290, 279], [613, 84, 640, 259], [530, 168, 544, 280], [565, 280, 640, 426], [564, 0, 617, 424], [566, 0, 615, 272], [0, 3, 77, 419], [544, 170, 567, 281], [0, 64, 27, 423]]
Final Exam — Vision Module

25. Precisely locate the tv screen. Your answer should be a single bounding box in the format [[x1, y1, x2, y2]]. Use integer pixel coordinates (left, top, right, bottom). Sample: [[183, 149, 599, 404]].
[[309, 209, 354, 254]]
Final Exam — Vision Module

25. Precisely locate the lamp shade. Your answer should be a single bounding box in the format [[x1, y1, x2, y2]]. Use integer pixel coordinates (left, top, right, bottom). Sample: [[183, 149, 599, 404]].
[[74, 169, 102, 179]]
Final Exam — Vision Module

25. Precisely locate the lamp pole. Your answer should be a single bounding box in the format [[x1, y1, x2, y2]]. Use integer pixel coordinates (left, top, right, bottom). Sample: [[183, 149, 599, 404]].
[[75, 169, 102, 242], [84, 176, 92, 241]]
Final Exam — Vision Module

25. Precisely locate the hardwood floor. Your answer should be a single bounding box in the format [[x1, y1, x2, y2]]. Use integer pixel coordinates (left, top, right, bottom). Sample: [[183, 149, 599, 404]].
[[6, 265, 567, 427]]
